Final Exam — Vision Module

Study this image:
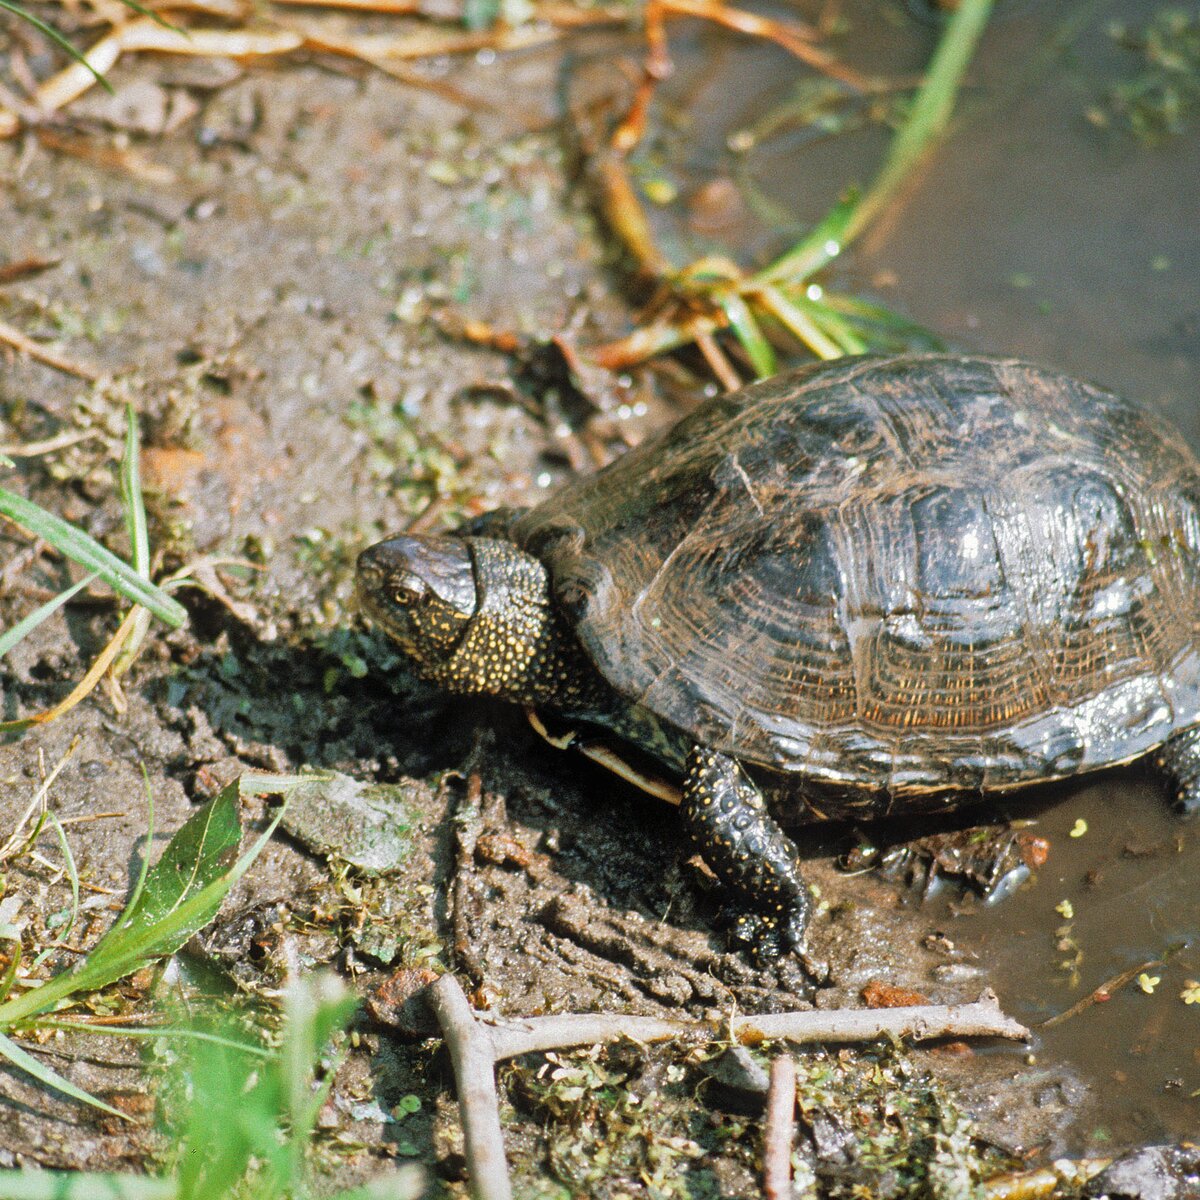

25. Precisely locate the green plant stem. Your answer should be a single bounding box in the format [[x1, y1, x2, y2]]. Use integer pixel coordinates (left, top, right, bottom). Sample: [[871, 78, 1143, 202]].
[[0, 574, 96, 660], [759, 0, 994, 284], [845, 0, 994, 245]]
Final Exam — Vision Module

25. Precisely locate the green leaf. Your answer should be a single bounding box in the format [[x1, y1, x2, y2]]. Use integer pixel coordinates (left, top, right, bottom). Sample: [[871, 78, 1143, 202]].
[[718, 293, 776, 379], [755, 286, 846, 360], [28, 815, 80, 968], [0, 927, 21, 1005], [71, 785, 242, 987], [755, 188, 860, 286], [174, 1021, 281, 1200], [168, 975, 356, 1200], [0, 1029, 124, 1118], [819, 293, 945, 350], [753, 0, 993, 288], [0, 489, 187, 628], [841, 0, 994, 245], [0, 573, 96, 661], [0, 784, 284, 1026]]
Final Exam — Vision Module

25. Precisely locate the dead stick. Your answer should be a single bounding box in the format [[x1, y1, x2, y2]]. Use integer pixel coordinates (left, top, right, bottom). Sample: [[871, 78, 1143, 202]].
[[762, 1054, 796, 1199], [426, 979, 1024, 1200], [0, 319, 101, 381], [428, 975, 514, 1200], [482, 989, 1027, 1062], [741, 989, 1027, 1044]]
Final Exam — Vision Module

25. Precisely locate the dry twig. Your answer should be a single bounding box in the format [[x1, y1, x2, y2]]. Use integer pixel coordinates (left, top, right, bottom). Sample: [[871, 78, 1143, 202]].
[[425, 978, 1027, 1200], [481, 988, 1028, 1060], [0, 256, 61, 285], [0, 318, 101, 380], [762, 1053, 797, 1199], [428, 974, 514, 1200], [0, 430, 102, 458]]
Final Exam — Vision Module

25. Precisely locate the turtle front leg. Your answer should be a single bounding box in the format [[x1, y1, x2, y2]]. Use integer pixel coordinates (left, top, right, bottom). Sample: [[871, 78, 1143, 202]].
[[1156, 727, 1200, 815], [682, 746, 814, 961]]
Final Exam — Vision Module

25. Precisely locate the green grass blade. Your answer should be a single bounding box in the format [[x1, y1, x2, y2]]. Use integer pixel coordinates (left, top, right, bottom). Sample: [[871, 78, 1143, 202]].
[[0, 489, 186, 628], [0, 1169, 175, 1199], [0, 926, 21, 1005], [120, 407, 149, 577], [122, 768, 156, 924], [755, 188, 860, 286], [28, 815, 80, 968], [782, 292, 870, 355], [0, 0, 112, 91], [818, 292, 945, 349], [718, 293, 776, 379], [31, 1020, 273, 1057], [0, 1029, 125, 1119], [843, 0, 994, 246], [0, 573, 97, 661], [755, 286, 845, 359], [754, 0, 992, 289]]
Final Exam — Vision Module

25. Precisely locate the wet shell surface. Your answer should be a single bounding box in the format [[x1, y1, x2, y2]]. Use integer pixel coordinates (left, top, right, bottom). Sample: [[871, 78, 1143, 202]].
[[512, 355, 1200, 796]]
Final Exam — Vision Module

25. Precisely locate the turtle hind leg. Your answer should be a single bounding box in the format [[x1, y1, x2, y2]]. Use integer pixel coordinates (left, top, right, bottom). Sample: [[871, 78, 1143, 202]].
[[681, 746, 814, 963], [1156, 727, 1200, 815]]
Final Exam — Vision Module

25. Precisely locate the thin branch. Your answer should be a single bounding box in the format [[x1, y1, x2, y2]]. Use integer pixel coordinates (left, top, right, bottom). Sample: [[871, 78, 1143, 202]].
[[481, 989, 1028, 1062], [739, 989, 1027, 1044], [1038, 958, 1163, 1030], [762, 1054, 796, 1199], [425, 977, 1025, 1200], [427, 975, 513, 1200], [0, 431, 102, 458], [0, 319, 101, 381]]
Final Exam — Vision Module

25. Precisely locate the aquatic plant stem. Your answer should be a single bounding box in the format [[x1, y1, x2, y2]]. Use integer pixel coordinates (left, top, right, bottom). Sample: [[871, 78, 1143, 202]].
[[758, 0, 995, 282], [844, 0, 994, 245]]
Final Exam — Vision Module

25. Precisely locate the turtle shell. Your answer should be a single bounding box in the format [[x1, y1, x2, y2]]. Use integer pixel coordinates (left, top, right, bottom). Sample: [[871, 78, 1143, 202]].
[[511, 354, 1200, 795]]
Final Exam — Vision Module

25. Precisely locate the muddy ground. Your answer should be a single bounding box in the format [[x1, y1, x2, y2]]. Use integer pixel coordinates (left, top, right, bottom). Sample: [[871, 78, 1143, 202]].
[[1, 1, 1198, 1195]]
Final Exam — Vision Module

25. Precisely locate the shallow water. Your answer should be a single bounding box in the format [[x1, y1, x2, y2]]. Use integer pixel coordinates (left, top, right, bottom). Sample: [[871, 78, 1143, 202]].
[[656, 0, 1200, 1148]]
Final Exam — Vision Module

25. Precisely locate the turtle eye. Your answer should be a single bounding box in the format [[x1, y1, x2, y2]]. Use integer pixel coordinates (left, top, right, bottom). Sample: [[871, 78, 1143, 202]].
[[390, 584, 425, 607]]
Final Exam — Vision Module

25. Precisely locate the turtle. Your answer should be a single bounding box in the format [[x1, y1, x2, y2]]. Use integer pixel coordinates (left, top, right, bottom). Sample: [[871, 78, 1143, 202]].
[[356, 353, 1200, 961]]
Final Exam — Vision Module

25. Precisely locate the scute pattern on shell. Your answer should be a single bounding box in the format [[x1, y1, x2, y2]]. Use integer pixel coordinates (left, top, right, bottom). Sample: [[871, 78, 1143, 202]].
[[512, 355, 1200, 794]]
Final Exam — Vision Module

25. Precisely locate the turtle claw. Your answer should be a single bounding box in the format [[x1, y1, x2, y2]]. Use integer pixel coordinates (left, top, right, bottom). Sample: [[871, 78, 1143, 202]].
[[724, 907, 824, 979]]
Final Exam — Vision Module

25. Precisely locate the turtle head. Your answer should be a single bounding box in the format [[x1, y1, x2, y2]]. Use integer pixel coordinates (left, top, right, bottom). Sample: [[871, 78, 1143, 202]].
[[357, 533, 590, 707], [356, 535, 479, 669]]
